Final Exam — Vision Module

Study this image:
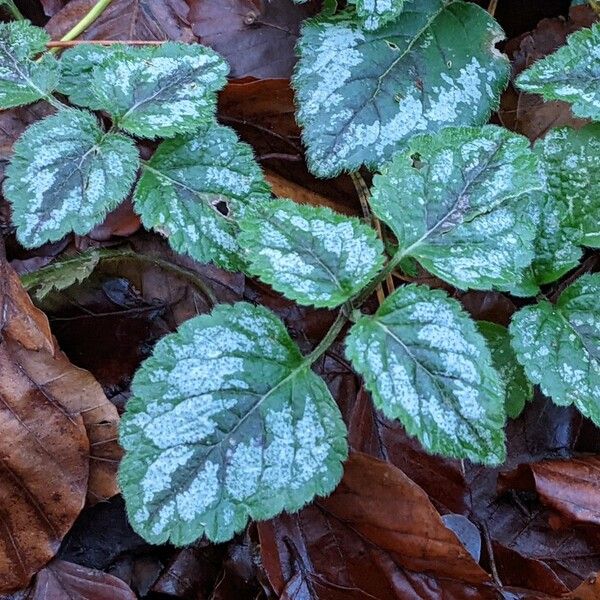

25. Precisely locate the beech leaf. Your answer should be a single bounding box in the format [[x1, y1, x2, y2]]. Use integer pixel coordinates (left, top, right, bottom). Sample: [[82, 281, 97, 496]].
[[346, 285, 506, 465], [120, 302, 348, 545]]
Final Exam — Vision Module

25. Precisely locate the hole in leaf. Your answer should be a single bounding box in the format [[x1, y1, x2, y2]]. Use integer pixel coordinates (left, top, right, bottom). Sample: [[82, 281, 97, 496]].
[[213, 200, 230, 216], [385, 40, 400, 51]]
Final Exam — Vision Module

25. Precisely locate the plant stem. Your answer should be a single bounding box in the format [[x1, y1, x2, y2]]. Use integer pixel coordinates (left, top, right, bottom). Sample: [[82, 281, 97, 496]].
[[305, 309, 348, 366], [47, 39, 164, 48], [1, 0, 24, 20], [50, 0, 113, 53]]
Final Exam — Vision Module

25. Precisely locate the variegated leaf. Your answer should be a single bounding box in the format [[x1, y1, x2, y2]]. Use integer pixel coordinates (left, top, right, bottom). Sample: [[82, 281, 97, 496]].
[[293, 0, 509, 177], [3, 109, 139, 247], [369, 126, 542, 290], [120, 302, 348, 545], [478, 321, 532, 419], [84, 42, 229, 138], [346, 285, 506, 465], [239, 199, 384, 308], [537, 124, 600, 248], [510, 274, 600, 426], [134, 122, 272, 271], [0, 21, 59, 109], [516, 23, 600, 121]]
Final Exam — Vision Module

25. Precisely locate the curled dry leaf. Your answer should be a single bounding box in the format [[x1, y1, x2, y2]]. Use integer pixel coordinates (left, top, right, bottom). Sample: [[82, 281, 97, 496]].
[[259, 452, 496, 600], [45, 0, 194, 42], [31, 559, 136, 600]]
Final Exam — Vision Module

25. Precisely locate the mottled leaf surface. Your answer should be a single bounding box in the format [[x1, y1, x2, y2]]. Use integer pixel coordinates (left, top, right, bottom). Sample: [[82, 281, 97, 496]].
[[120, 302, 348, 545], [478, 321, 533, 419], [86, 43, 228, 138], [57, 44, 114, 110], [0, 21, 59, 109], [21, 249, 102, 301], [369, 126, 542, 290], [537, 124, 600, 248], [510, 273, 600, 426], [134, 123, 271, 271], [516, 22, 600, 120], [239, 199, 384, 308], [349, 0, 405, 30], [3, 109, 139, 247], [346, 285, 506, 464], [294, 0, 509, 177]]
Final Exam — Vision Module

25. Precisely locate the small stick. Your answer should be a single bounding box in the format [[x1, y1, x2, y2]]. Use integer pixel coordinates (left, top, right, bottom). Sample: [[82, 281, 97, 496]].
[[47, 39, 165, 48], [488, 0, 498, 16]]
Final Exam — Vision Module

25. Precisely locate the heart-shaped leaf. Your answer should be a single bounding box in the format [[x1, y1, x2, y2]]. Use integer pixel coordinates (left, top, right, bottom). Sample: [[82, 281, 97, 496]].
[[120, 302, 348, 545], [510, 273, 600, 426], [346, 284, 506, 465], [3, 109, 139, 247], [294, 0, 509, 177], [516, 22, 600, 121], [369, 126, 543, 290], [0, 21, 59, 109], [134, 122, 271, 271]]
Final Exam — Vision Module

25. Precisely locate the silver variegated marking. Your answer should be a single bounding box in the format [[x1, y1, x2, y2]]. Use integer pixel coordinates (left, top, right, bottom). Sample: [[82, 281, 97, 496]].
[[3, 109, 139, 248], [134, 122, 272, 271], [369, 126, 543, 291], [516, 23, 600, 121], [119, 302, 348, 545], [349, 0, 405, 30], [85, 42, 229, 138], [238, 199, 384, 308], [0, 20, 59, 109], [293, 0, 510, 177], [510, 273, 600, 427], [346, 285, 506, 465]]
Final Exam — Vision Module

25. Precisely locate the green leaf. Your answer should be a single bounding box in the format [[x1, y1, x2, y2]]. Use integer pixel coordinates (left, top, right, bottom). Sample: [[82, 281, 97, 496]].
[[0, 21, 59, 109], [348, 0, 405, 30], [3, 109, 139, 248], [478, 321, 533, 419], [510, 274, 600, 426], [134, 122, 271, 271], [21, 249, 102, 301], [293, 0, 509, 177], [516, 23, 600, 121], [346, 285, 506, 464], [119, 302, 348, 545], [369, 126, 542, 290], [536, 124, 600, 248], [239, 199, 384, 308], [57, 44, 114, 110], [512, 193, 582, 293], [85, 42, 228, 138]]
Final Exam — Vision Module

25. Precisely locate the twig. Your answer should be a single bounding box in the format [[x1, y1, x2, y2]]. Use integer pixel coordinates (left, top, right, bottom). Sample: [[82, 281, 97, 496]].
[[47, 39, 164, 48], [0, 0, 24, 20], [50, 0, 113, 53], [487, 0, 498, 16], [350, 172, 395, 304], [259, 152, 303, 162], [481, 522, 503, 588]]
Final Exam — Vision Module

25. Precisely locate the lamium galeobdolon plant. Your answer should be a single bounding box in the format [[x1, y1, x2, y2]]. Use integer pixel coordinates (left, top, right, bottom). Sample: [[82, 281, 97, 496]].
[[1, 1, 599, 546]]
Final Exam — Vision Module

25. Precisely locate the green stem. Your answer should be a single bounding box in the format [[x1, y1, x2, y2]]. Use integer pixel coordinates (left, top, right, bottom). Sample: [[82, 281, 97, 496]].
[[305, 309, 348, 365], [50, 0, 113, 53], [1, 0, 24, 20]]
